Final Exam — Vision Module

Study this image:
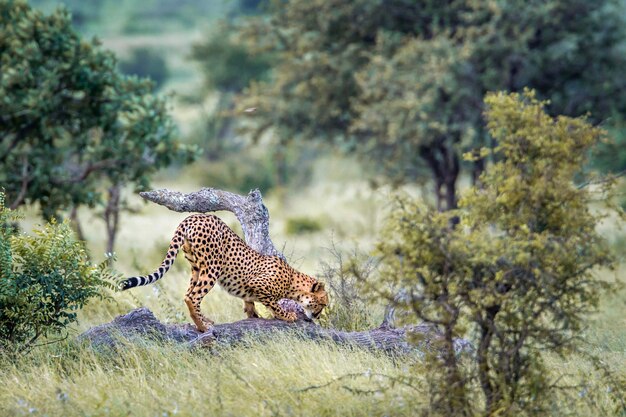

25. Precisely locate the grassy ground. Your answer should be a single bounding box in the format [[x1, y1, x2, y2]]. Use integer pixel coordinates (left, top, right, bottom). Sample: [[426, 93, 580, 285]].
[[5, 156, 625, 417], [0, 337, 425, 417]]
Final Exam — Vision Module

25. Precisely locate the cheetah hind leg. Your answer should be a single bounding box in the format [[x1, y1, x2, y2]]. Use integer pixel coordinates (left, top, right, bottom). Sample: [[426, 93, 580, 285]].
[[184, 269, 217, 332], [243, 301, 259, 318], [184, 297, 212, 332]]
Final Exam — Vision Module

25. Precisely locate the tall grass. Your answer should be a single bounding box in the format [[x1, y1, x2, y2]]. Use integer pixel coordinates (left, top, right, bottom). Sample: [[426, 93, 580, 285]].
[[0, 337, 424, 417], [1, 324, 623, 416]]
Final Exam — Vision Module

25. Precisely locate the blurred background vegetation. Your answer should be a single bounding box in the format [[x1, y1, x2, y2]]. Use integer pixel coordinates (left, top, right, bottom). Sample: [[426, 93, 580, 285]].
[[1, 0, 626, 416]]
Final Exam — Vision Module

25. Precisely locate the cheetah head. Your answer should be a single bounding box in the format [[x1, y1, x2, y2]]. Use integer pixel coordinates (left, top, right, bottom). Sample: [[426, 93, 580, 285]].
[[300, 281, 328, 320]]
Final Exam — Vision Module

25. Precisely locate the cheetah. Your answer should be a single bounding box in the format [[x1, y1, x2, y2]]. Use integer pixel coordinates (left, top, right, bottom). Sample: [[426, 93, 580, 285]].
[[120, 214, 328, 332]]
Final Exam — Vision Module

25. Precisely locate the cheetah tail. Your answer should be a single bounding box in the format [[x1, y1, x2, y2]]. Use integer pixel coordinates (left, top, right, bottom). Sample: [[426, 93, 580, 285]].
[[119, 226, 185, 291]]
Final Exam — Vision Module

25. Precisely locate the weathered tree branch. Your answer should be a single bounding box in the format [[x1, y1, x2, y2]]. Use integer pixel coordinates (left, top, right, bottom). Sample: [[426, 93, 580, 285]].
[[49, 158, 117, 185], [576, 169, 626, 189], [139, 188, 284, 260]]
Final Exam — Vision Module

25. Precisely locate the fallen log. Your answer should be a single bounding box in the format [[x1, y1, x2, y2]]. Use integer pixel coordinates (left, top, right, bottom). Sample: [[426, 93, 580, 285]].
[[79, 306, 472, 355]]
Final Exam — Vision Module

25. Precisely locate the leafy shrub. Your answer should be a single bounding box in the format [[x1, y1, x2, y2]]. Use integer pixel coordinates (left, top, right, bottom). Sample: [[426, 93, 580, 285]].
[[377, 90, 622, 416], [0, 194, 116, 354], [285, 217, 322, 235]]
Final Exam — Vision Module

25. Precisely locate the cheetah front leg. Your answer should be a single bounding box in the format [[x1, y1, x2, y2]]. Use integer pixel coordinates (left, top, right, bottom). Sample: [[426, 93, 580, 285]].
[[243, 301, 260, 318], [257, 297, 297, 322]]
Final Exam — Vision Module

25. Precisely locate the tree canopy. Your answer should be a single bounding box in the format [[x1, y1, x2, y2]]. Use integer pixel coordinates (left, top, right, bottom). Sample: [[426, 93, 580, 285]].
[[0, 0, 195, 221], [190, 23, 271, 94], [232, 0, 626, 210]]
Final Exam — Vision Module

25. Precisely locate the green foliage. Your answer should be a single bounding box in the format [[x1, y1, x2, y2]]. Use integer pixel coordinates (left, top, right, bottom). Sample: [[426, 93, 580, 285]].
[[238, 0, 389, 139], [0, 194, 117, 354], [198, 152, 276, 194], [0, 0, 197, 220], [30, 0, 246, 37], [591, 119, 626, 208], [118, 47, 169, 90], [285, 217, 322, 235], [377, 91, 619, 415], [28, 0, 106, 31], [0, 193, 20, 292], [190, 24, 271, 93], [352, 33, 476, 209], [119, 0, 230, 34], [237, 0, 626, 210], [234, 0, 266, 16], [186, 136, 318, 193], [593, 132, 626, 174]]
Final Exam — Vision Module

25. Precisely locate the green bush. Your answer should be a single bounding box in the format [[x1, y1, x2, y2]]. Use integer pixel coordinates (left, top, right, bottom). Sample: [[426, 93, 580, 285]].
[[285, 217, 322, 235], [377, 91, 622, 416], [0, 194, 116, 354]]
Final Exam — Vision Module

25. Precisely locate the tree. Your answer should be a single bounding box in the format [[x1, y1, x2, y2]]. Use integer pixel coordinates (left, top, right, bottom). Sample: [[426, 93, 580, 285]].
[[118, 47, 169, 91], [236, 0, 626, 210], [237, 0, 420, 140], [187, 23, 271, 167], [190, 23, 271, 95], [376, 90, 619, 415], [352, 34, 479, 211], [0, 1, 196, 252]]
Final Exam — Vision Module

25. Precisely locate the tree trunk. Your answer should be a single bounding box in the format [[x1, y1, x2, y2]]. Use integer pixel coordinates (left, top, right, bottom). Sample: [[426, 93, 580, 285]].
[[273, 144, 288, 188], [471, 159, 485, 187], [205, 95, 235, 161], [471, 128, 492, 187], [69, 205, 86, 242], [442, 144, 459, 211], [441, 319, 471, 416], [8, 156, 30, 210], [104, 184, 121, 255], [420, 141, 459, 212], [477, 306, 501, 415]]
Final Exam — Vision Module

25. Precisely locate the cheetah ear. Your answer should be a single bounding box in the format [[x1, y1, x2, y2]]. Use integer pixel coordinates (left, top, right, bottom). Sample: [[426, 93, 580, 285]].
[[311, 282, 325, 293]]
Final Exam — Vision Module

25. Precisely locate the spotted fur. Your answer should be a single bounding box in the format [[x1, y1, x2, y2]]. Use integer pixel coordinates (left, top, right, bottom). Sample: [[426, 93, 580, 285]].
[[121, 214, 328, 332]]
